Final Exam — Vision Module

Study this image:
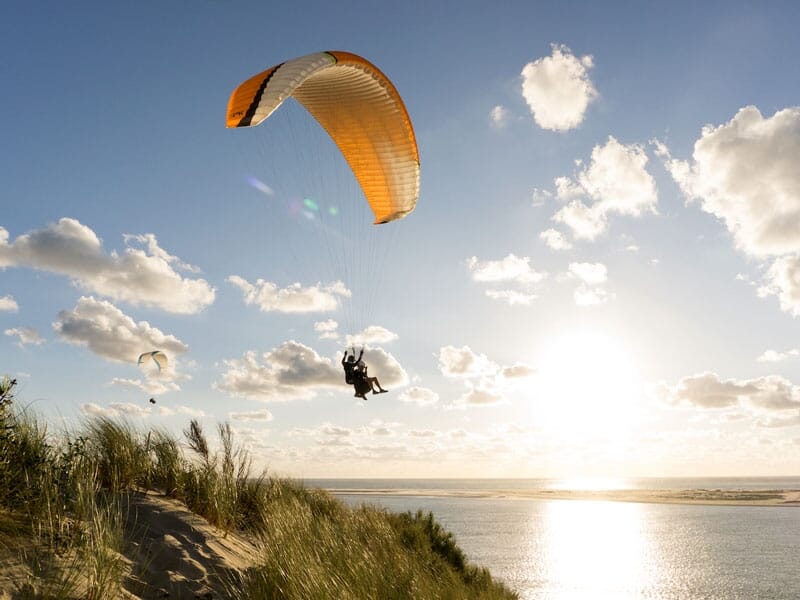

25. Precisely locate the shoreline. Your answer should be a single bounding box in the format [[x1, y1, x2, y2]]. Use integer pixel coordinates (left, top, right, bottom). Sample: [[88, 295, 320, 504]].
[[326, 488, 800, 507]]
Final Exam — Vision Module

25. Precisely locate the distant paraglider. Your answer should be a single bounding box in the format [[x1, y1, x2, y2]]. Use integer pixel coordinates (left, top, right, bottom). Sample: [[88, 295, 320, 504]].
[[137, 351, 168, 372], [148, 398, 156, 405]]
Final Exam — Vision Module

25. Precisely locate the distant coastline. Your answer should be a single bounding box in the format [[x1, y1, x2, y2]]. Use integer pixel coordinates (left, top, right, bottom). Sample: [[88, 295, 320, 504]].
[[307, 478, 800, 507], [323, 487, 800, 506]]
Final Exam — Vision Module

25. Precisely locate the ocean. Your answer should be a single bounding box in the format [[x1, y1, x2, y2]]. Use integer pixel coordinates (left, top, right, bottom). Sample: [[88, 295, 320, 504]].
[[305, 478, 800, 600]]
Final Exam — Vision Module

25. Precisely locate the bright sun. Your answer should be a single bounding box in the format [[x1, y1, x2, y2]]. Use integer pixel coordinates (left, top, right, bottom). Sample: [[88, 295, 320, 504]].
[[533, 331, 640, 439]]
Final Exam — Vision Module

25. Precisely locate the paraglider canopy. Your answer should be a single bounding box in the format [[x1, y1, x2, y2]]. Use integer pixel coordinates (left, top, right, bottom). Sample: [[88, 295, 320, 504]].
[[137, 351, 168, 372], [226, 50, 420, 225]]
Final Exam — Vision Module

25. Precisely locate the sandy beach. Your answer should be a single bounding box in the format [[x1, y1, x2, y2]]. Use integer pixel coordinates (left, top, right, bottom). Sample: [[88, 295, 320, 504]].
[[329, 487, 800, 506]]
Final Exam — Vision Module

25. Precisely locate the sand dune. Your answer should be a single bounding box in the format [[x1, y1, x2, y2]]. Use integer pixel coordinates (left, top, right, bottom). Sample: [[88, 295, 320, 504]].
[[0, 492, 258, 599]]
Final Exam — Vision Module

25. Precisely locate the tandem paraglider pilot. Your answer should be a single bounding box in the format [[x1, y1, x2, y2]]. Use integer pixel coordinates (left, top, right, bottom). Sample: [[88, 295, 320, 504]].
[[342, 347, 388, 400]]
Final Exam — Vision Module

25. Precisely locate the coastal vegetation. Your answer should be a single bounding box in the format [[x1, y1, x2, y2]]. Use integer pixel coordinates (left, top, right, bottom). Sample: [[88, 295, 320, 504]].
[[0, 377, 517, 599]]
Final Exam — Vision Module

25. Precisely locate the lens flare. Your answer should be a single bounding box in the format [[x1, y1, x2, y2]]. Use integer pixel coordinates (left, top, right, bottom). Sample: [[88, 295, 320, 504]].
[[303, 198, 319, 212], [246, 175, 274, 196]]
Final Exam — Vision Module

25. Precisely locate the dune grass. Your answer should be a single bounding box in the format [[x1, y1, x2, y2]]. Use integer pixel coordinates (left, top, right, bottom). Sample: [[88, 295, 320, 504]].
[[0, 376, 518, 599]]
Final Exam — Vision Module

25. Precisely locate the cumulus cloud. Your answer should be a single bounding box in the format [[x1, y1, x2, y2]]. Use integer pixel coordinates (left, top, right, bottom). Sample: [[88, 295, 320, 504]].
[[758, 255, 800, 317], [467, 254, 546, 305], [452, 384, 506, 408], [540, 229, 572, 250], [0, 295, 18, 312], [4, 327, 44, 346], [227, 276, 350, 313], [484, 289, 537, 305], [229, 409, 274, 422], [521, 43, 597, 131], [551, 137, 658, 241], [438, 347, 535, 410], [658, 106, 800, 317], [531, 188, 553, 207], [437, 346, 498, 378], [568, 262, 608, 285], [573, 285, 612, 306], [656, 372, 800, 425], [757, 349, 799, 363], [501, 363, 537, 379], [314, 319, 339, 340], [0, 218, 215, 313], [216, 341, 407, 401], [109, 377, 180, 396], [408, 429, 439, 437], [658, 106, 800, 258], [345, 325, 398, 346], [466, 254, 546, 284], [398, 386, 439, 406], [489, 105, 510, 127], [566, 262, 610, 306], [53, 297, 188, 366], [81, 402, 151, 418]]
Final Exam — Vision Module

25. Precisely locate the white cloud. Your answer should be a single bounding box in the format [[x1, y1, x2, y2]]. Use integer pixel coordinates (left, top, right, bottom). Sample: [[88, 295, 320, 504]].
[[489, 105, 509, 127], [573, 285, 612, 306], [659, 106, 800, 258], [216, 341, 407, 401], [227, 276, 350, 313], [484, 289, 537, 305], [80, 401, 152, 418], [758, 255, 800, 316], [757, 349, 799, 363], [4, 327, 44, 346], [122, 233, 200, 273], [109, 377, 180, 396], [314, 319, 339, 340], [398, 386, 439, 406], [437, 345, 498, 378], [345, 325, 398, 346], [148, 405, 205, 417], [567, 263, 610, 306], [531, 188, 553, 207], [408, 429, 439, 437], [0, 295, 18, 312], [540, 229, 573, 250], [521, 43, 597, 131], [229, 409, 274, 422], [553, 200, 607, 240], [501, 363, 537, 379], [466, 254, 546, 284], [568, 262, 608, 285], [0, 218, 215, 314], [467, 254, 546, 305], [453, 385, 506, 408], [552, 137, 658, 241], [83, 401, 203, 418], [53, 296, 188, 367], [656, 372, 800, 423]]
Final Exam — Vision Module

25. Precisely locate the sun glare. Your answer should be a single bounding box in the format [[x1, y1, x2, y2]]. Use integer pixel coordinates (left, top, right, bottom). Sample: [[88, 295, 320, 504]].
[[533, 331, 641, 439]]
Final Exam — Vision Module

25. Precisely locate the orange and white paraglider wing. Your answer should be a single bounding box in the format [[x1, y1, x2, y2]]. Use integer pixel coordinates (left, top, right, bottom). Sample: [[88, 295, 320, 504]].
[[226, 51, 419, 224]]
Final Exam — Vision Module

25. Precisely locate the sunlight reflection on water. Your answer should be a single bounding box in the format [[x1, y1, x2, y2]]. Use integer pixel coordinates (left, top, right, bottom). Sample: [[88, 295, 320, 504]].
[[335, 493, 800, 600], [533, 501, 649, 599]]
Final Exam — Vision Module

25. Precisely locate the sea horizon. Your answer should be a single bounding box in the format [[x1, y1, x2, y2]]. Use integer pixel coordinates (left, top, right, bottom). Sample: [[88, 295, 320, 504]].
[[305, 475, 800, 491]]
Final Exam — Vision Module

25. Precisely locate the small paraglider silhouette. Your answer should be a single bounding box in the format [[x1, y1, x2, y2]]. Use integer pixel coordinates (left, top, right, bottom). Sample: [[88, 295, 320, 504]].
[[148, 398, 156, 405], [137, 351, 168, 371]]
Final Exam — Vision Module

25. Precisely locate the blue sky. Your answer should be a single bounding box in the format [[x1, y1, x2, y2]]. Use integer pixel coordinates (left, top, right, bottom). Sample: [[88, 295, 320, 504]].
[[2, 1, 800, 478]]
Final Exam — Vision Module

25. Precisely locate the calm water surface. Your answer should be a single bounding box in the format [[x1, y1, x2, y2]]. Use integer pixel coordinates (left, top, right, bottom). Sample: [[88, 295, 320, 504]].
[[309, 480, 800, 600]]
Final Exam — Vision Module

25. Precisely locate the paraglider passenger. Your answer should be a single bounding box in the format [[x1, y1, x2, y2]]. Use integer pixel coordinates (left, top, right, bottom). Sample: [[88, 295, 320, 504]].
[[355, 359, 388, 398], [342, 347, 388, 399]]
